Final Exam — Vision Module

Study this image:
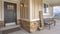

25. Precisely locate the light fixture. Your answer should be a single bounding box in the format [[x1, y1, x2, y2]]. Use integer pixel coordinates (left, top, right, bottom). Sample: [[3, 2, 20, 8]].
[[20, 0, 24, 7], [20, 3, 24, 7]]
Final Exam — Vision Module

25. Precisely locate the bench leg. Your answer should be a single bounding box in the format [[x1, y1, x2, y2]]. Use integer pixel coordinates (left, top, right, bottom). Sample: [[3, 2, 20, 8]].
[[49, 24, 51, 29], [54, 21, 56, 26]]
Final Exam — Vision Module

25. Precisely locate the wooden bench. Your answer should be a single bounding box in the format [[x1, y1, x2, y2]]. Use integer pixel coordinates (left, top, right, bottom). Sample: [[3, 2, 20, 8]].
[[44, 18, 56, 29]]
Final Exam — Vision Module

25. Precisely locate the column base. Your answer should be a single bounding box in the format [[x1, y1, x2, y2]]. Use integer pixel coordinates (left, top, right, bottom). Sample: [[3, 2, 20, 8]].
[[20, 19, 40, 32]]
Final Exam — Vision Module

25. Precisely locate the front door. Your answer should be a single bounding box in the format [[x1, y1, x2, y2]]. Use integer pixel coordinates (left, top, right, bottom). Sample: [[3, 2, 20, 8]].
[[4, 2, 17, 25]]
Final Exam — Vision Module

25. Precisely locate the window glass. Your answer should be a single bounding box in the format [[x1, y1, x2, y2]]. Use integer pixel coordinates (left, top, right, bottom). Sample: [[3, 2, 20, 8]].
[[43, 4, 48, 14]]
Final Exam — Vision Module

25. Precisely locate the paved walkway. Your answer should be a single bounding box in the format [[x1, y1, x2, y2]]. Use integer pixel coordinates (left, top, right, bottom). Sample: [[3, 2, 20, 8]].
[[9, 19, 60, 34]]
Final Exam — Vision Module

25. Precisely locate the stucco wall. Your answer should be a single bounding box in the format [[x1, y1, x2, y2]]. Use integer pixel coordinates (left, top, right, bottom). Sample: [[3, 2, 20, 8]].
[[0, 0, 20, 21]]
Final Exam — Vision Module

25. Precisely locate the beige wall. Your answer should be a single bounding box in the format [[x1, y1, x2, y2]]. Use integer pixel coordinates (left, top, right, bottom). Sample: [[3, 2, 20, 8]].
[[32, 0, 39, 19], [49, 5, 53, 16], [43, 0, 53, 18], [20, 0, 29, 20], [0, 0, 2, 21], [0, 0, 54, 21], [0, 0, 20, 21], [30, 0, 43, 20], [20, 0, 43, 21]]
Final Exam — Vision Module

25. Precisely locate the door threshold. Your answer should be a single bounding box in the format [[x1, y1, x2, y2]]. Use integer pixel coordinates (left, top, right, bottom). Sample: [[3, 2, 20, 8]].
[[5, 22, 16, 26]]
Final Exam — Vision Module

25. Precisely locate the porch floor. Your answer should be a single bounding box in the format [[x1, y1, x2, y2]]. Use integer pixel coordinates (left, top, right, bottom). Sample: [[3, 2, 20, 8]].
[[9, 19, 60, 34]]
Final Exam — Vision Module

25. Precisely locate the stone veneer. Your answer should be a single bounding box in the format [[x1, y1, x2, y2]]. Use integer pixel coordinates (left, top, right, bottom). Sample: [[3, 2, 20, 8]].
[[17, 19, 21, 25], [20, 19, 40, 32], [20, 20, 30, 32], [0, 21, 4, 28], [30, 21, 40, 32]]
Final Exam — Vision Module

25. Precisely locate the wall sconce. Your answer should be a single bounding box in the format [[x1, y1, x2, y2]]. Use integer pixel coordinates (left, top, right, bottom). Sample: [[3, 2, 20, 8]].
[[20, 3, 24, 7]]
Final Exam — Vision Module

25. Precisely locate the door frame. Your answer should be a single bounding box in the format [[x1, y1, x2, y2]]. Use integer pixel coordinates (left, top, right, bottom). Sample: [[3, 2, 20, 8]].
[[4, 2, 17, 26]]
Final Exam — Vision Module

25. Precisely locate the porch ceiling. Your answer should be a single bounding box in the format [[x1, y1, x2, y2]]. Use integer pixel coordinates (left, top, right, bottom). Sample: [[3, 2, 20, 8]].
[[44, 0, 60, 6]]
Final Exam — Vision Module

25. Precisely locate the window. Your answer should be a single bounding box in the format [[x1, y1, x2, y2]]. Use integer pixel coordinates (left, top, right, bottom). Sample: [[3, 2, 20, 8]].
[[43, 4, 48, 15]]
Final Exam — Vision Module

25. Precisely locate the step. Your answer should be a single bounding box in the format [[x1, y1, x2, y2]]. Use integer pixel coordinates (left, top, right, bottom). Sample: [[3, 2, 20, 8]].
[[0, 25, 20, 31], [0, 25, 20, 34]]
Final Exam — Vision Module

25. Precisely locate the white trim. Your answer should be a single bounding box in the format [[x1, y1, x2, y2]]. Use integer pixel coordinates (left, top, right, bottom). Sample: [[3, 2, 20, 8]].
[[30, 18, 40, 21], [29, 0, 32, 20], [20, 18, 40, 22]]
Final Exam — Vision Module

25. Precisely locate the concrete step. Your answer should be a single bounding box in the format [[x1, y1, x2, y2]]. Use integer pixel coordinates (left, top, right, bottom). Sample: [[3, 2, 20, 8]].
[[0, 25, 20, 34]]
